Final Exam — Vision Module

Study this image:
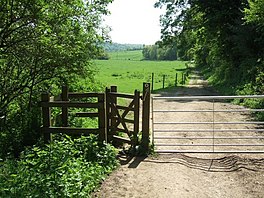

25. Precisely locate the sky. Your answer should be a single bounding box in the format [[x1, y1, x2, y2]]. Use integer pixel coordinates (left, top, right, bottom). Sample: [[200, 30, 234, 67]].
[[103, 0, 164, 45]]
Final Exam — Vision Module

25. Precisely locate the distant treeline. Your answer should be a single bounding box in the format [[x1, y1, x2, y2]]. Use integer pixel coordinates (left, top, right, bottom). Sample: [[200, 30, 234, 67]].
[[104, 42, 143, 52], [142, 44, 177, 61], [99, 43, 178, 61]]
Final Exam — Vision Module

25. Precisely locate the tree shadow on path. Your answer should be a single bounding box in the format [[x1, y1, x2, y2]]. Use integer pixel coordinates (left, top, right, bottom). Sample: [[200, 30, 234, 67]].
[[144, 154, 264, 172]]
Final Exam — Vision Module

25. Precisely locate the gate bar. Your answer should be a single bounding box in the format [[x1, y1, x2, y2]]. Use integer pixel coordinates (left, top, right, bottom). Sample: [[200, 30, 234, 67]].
[[156, 143, 264, 147], [154, 136, 264, 139], [154, 129, 264, 132], [153, 109, 264, 112], [153, 95, 264, 100], [153, 121, 264, 125], [156, 150, 264, 153]]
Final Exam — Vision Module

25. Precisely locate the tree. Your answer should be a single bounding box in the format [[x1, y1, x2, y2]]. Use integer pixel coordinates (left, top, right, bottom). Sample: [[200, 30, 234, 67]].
[[0, 0, 112, 158], [142, 44, 177, 60], [155, 0, 264, 91]]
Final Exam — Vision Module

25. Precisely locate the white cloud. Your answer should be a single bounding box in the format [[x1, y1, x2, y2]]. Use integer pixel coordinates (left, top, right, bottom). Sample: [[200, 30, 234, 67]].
[[104, 0, 164, 44]]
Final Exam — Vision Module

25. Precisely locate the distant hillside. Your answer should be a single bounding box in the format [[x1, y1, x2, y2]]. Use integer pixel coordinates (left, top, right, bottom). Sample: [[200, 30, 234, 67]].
[[109, 50, 143, 61], [104, 42, 143, 52]]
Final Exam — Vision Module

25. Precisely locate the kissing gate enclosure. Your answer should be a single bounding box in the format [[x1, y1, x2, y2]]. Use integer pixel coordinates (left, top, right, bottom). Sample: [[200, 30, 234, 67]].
[[40, 83, 150, 149]]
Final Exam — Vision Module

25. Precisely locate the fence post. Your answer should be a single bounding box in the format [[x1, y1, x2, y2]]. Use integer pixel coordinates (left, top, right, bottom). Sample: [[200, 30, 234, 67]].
[[142, 82, 150, 152], [163, 75, 165, 89], [61, 85, 68, 127], [151, 72, 154, 92], [98, 93, 106, 142], [175, 73, 178, 87], [110, 86, 117, 137], [41, 93, 51, 143], [105, 87, 111, 142], [133, 90, 140, 146]]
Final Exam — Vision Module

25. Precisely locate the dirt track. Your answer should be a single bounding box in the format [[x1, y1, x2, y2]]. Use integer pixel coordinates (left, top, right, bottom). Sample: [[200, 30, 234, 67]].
[[92, 71, 264, 198]]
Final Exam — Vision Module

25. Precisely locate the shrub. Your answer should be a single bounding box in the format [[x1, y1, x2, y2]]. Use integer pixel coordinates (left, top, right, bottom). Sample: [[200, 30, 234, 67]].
[[0, 135, 119, 197]]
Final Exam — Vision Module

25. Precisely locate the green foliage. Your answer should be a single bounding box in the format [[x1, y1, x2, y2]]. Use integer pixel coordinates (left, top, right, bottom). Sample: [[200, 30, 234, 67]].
[[245, 0, 264, 26], [142, 45, 177, 60], [0, 135, 119, 197], [156, 0, 264, 101], [0, 0, 112, 158]]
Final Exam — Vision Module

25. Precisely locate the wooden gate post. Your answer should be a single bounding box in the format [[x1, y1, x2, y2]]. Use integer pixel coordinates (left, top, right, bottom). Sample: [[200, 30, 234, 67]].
[[142, 82, 151, 151], [41, 93, 51, 143], [105, 87, 111, 141], [110, 86, 117, 137], [98, 93, 106, 142], [61, 85, 68, 127], [133, 90, 140, 146], [106, 86, 117, 143]]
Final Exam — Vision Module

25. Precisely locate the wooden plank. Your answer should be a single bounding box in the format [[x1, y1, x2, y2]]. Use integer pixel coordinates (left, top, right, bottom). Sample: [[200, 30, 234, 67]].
[[109, 92, 135, 99], [113, 135, 132, 144], [116, 105, 135, 111], [74, 112, 99, 118], [111, 116, 134, 124], [41, 101, 104, 108], [68, 92, 102, 98]]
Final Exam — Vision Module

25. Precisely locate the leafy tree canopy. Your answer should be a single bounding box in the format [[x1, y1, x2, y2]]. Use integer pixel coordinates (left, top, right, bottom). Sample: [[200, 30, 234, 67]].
[[155, 0, 264, 96], [0, 0, 112, 158]]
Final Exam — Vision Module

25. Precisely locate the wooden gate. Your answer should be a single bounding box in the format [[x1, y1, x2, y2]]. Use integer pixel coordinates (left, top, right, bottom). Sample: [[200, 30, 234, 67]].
[[106, 86, 140, 147], [40, 83, 151, 150]]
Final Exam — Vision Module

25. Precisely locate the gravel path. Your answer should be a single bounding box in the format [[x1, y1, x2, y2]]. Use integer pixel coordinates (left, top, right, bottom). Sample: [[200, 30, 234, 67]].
[[92, 71, 264, 198]]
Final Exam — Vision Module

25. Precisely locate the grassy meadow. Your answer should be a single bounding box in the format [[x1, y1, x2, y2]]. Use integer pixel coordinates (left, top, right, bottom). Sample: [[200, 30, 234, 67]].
[[94, 50, 188, 93]]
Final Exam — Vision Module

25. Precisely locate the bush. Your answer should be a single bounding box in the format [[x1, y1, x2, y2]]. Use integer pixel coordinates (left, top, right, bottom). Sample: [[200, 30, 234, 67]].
[[0, 135, 119, 197]]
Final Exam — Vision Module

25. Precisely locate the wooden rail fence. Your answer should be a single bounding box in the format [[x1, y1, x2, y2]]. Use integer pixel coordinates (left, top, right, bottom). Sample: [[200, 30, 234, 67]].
[[40, 83, 151, 150], [41, 86, 106, 142]]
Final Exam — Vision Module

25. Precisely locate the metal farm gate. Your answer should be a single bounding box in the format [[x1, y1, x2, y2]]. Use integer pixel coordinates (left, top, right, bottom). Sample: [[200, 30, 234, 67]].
[[152, 95, 264, 153]]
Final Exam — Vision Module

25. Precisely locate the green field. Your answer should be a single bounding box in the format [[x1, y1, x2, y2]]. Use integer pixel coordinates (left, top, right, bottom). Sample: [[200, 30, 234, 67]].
[[108, 50, 144, 61], [94, 50, 188, 93]]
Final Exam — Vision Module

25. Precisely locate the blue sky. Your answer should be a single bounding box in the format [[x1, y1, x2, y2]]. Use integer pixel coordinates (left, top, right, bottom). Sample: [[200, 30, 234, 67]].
[[104, 0, 164, 45]]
